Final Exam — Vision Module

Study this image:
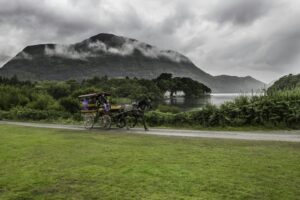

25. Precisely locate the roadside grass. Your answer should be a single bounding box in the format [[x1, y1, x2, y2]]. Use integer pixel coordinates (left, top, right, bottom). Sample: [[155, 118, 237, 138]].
[[0, 125, 299, 199]]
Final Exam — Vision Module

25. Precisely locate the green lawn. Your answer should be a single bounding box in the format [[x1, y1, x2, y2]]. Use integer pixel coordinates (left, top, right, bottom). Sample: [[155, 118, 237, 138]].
[[0, 125, 299, 200]]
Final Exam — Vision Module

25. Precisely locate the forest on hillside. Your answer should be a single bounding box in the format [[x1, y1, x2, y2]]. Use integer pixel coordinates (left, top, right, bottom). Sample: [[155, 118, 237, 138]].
[[268, 74, 300, 94]]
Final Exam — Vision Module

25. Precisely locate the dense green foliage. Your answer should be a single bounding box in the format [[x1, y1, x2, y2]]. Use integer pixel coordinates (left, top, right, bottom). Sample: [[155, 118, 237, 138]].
[[147, 91, 300, 129], [268, 73, 300, 94], [1, 125, 300, 199], [0, 74, 299, 129], [146, 74, 300, 129], [0, 74, 210, 121], [155, 73, 211, 97]]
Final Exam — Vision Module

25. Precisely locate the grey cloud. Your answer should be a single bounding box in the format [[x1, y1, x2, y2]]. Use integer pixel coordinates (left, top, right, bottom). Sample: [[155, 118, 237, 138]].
[[208, 13, 300, 72], [256, 20, 300, 67], [209, 0, 273, 26], [0, 0, 299, 82], [160, 2, 196, 34], [0, 1, 98, 36]]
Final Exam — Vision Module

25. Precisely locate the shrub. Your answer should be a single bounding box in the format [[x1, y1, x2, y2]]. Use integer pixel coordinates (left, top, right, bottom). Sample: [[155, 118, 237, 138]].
[[59, 97, 80, 114], [0, 110, 9, 120], [0, 85, 30, 110], [46, 82, 71, 99], [9, 107, 71, 121], [27, 93, 60, 110], [145, 111, 173, 126], [156, 104, 181, 114], [172, 112, 191, 125]]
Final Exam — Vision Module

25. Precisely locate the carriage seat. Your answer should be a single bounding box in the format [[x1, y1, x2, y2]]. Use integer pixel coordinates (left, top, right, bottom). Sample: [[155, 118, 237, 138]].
[[110, 104, 123, 111]]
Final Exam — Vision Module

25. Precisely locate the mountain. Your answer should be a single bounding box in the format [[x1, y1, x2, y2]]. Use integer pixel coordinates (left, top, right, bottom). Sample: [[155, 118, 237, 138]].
[[0, 33, 264, 92], [267, 73, 300, 93]]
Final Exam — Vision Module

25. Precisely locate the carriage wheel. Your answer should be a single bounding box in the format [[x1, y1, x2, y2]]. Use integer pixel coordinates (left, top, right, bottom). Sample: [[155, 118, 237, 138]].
[[99, 114, 112, 129], [116, 117, 126, 128], [125, 116, 138, 128], [84, 114, 95, 129]]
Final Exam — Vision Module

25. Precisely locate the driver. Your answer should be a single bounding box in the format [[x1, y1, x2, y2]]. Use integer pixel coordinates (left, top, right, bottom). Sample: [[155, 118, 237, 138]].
[[98, 94, 110, 112]]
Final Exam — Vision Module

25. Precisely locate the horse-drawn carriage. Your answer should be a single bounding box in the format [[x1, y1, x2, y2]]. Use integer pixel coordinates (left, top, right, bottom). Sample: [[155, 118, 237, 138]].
[[78, 92, 151, 130]]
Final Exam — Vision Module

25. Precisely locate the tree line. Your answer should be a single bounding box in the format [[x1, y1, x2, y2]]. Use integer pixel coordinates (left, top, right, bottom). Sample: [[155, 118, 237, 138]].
[[0, 74, 210, 121]]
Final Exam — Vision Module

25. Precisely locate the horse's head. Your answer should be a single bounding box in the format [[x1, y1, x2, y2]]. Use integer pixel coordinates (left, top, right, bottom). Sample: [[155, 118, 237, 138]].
[[137, 97, 152, 111]]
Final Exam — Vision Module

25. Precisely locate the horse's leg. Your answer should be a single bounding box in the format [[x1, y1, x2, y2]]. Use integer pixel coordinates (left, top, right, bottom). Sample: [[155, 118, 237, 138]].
[[141, 113, 149, 131], [126, 118, 130, 130], [132, 115, 138, 128], [125, 114, 130, 130], [129, 111, 138, 128]]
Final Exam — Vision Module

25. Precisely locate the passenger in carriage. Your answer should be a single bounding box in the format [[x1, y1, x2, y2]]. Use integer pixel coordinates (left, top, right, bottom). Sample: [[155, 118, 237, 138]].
[[98, 94, 111, 112], [82, 98, 89, 110]]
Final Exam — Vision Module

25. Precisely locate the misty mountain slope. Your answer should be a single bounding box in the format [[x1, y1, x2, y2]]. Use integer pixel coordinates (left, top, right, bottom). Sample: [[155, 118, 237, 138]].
[[213, 75, 266, 93], [0, 33, 264, 92]]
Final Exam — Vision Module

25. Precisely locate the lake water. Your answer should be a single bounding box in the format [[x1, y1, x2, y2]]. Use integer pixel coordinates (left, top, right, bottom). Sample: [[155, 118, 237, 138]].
[[165, 93, 263, 111]]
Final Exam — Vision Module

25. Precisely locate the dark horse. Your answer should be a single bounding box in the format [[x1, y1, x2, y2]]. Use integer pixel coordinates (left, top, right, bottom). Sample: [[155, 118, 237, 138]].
[[123, 98, 152, 131]]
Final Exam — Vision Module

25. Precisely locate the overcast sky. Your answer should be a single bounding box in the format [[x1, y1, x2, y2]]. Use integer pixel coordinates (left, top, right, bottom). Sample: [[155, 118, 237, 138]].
[[0, 0, 299, 83]]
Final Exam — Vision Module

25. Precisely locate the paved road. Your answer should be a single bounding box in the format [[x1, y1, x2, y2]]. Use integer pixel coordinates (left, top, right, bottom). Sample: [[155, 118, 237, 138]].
[[1, 121, 300, 142]]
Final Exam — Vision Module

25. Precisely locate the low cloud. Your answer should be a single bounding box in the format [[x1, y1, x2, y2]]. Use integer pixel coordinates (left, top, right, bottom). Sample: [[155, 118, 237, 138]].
[[89, 39, 191, 63], [45, 45, 92, 60], [44, 38, 190, 63], [14, 51, 32, 60]]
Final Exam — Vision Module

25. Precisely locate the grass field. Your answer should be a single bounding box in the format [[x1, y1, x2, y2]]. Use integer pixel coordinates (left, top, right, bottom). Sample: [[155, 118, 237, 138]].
[[0, 125, 299, 199]]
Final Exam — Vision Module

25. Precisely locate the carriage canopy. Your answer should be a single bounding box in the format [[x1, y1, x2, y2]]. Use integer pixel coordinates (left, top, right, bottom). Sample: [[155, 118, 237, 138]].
[[78, 92, 111, 99]]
